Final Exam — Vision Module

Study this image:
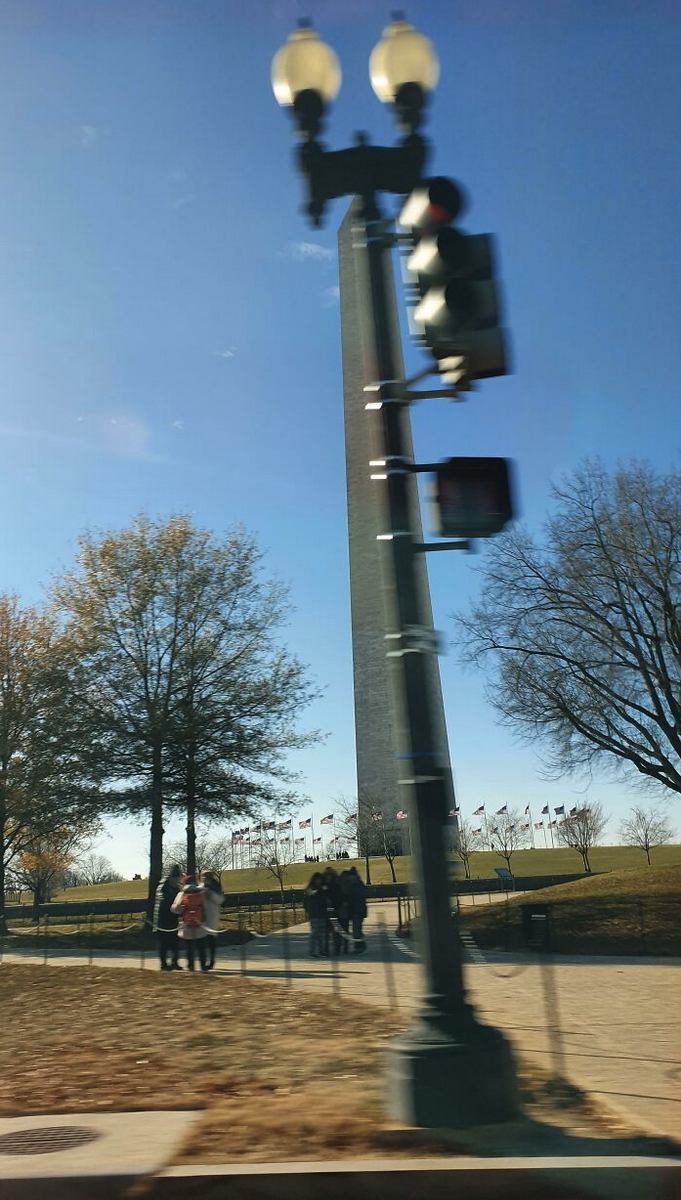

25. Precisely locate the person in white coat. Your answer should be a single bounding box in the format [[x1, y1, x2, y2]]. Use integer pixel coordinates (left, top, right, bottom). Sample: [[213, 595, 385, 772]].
[[200, 871, 224, 971], [170, 875, 209, 972]]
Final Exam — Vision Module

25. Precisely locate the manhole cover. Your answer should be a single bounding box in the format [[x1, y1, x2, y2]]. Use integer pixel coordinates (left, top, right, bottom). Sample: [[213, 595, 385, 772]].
[[0, 1126, 101, 1155]]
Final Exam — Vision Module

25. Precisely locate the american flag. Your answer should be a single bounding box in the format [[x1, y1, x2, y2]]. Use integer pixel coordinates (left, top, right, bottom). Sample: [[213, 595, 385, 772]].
[[370, 812, 384, 822], [496, 805, 507, 815], [263, 820, 276, 831], [277, 819, 292, 830], [473, 827, 482, 835], [520, 823, 529, 831], [396, 810, 408, 820], [345, 813, 357, 824], [449, 808, 460, 817], [524, 805, 531, 815], [548, 820, 557, 828], [570, 806, 578, 816], [320, 814, 334, 825], [279, 837, 288, 845], [534, 821, 543, 830], [314, 836, 322, 843], [299, 818, 312, 829], [541, 805, 549, 815], [555, 805, 565, 815], [490, 826, 499, 835], [473, 804, 485, 815], [295, 837, 306, 845]]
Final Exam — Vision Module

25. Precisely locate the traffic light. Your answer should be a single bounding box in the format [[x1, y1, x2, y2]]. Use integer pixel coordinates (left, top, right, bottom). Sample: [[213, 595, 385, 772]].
[[400, 177, 509, 388], [430, 457, 514, 538]]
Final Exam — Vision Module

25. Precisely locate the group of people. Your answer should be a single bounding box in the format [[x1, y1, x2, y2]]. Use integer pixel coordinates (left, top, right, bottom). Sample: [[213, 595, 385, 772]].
[[304, 866, 368, 958], [154, 864, 224, 972]]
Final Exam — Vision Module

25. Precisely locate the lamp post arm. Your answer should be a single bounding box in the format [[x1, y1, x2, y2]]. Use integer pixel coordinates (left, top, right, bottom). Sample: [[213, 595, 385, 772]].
[[298, 134, 427, 226]]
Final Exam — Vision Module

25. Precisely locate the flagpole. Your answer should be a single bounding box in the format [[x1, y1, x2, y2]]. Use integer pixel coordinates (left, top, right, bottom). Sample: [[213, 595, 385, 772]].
[[549, 820, 554, 849], [528, 806, 534, 849], [484, 810, 490, 852], [311, 815, 315, 861], [543, 823, 547, 849]]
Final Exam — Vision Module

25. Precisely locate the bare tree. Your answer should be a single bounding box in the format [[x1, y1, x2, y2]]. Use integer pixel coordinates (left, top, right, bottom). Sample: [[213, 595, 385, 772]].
[[488, 810, 529, 875], [455, 460, 681, 797], [454, 819, 482, 880], [0, 595, 102, 929], [336, 793, 404, 884], [53, 515, 319, 919], [162, 833, 232, 877], [253, 832, 296, 899], [75, 853, 122, 886], [556, 802, 608, 872], [15, 822, 99, 907], [619, 804, 674, 866]]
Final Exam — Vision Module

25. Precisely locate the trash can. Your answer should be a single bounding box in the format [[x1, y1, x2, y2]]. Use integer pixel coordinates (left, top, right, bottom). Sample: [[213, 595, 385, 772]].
[[521, 903, 551, 951]]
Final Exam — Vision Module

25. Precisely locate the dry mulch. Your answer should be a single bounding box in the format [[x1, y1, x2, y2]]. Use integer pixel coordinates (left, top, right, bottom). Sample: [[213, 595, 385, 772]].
[[0, 964, 657, 1166]]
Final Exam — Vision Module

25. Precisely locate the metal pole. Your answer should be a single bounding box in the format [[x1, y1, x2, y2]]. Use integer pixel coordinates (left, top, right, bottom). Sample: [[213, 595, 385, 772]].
[[355, 199, 516, 1128]]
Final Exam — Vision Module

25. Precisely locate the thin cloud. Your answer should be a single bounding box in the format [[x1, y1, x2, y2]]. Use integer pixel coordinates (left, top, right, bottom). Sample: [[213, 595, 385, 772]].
[[214, 347, 236, 359], [287, 241, 335, 264], [78, 124, 104, 148], [170, 193, 197, 210], [1, 415, 162, 462], [171, 419, 185, 431], [322, 284, 340, 307]]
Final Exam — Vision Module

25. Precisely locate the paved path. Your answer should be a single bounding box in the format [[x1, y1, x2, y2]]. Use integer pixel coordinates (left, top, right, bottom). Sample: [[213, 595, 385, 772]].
[[4, 903, 679, 1141]]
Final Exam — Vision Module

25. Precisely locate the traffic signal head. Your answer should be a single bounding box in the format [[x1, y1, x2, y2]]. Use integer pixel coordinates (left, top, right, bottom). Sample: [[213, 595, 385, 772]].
[[431, 457, 514, 538], [400, 177, 510, 386]]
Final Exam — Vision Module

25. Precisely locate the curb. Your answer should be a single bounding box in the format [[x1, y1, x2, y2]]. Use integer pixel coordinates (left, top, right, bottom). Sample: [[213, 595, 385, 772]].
[[2, 1156, 680, 1200]]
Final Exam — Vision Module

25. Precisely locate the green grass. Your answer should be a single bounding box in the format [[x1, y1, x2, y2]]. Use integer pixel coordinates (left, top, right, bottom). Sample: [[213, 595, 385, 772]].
[[32, 843, 681, 905], [462, 864, 681, 956]]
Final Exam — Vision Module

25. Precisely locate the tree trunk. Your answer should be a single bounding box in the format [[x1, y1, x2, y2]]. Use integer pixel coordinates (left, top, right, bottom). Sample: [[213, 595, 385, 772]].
[[146, 745, 164, 920], [388, 857, 397, 883], [186, 752, 197, 876], [0, 790, 7, 935], [646, 847, 651, 865], [582, 849, 591, 872]]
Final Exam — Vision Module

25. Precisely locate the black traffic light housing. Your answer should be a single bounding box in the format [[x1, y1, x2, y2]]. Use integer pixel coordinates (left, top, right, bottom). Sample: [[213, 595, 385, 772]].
[[400, 177, 510, 388], [430, 457, 514, 538]]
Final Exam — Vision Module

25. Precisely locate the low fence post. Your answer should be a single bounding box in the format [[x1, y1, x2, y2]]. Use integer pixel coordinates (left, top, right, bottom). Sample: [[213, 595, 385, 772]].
[[239, 911, 247, 977], [43, 915, 49, 966], [281, 920, 292, 987], [88, 912, 95, 967], [376, 914, 397, 1012], [329, 938, 341, 1000], [638, 898, 647, 955]]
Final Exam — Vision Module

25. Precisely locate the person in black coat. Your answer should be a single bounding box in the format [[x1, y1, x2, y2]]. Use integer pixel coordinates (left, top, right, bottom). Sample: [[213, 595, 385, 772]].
[[321, 866, 344, 956], [153, 864, 182, 970], [304, 872, 328, 958], [345, 867, 368, 953]]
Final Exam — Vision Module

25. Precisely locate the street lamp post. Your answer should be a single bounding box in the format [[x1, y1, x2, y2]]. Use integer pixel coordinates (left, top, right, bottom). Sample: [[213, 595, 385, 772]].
[[272, 18, 517, 1129]]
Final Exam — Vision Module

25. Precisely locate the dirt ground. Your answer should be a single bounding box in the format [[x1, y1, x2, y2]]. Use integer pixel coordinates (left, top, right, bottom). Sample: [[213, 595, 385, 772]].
[[0, 964, 661, 1165]]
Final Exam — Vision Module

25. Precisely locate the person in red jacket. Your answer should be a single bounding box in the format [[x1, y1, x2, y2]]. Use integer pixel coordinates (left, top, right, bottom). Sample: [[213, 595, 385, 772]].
[[171, 875, 209, 972]]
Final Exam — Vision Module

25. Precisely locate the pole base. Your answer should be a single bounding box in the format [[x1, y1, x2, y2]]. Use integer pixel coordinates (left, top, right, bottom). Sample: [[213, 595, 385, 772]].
[[386, 1015, 519, 1130]]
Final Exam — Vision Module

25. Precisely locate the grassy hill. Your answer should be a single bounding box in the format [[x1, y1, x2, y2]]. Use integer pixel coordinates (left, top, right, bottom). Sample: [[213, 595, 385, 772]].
[[28, 842, 681, 905], [462, 863, 681, 956]]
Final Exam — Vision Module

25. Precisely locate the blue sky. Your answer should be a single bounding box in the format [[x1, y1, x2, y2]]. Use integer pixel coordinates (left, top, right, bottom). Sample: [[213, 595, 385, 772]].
[[1, 0, 679, 874]]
